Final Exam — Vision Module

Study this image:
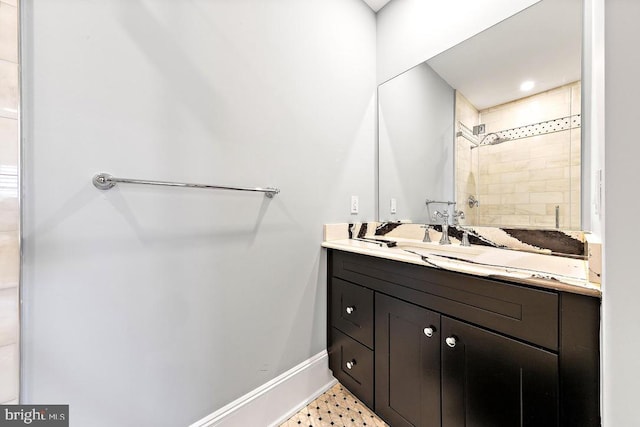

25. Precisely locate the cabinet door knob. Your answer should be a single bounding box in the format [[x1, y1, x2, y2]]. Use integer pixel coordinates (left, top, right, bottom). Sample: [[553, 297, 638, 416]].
[[445, 336, 458, 348], [423, 326, 436, 338], [345, 306, 355, 315], [346, 360, 357, 370]]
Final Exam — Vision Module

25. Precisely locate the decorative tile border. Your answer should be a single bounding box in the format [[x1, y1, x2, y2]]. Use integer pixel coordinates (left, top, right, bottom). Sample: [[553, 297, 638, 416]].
[[474, 114, 581, 146]]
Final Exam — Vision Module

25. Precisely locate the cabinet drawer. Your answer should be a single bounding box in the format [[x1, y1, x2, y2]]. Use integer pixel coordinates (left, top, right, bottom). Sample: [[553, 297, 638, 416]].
[[329, 328, 374, 409], [331, 278, 374, 349], [331, 250, 559, 351]]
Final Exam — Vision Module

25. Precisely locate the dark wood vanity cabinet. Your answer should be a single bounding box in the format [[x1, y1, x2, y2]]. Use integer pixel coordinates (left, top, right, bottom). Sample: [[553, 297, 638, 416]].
[[329, 278, 375, 408], [375, 293, 441, 427], [327, 249, 600, 427], [441, 317, 559, 427]]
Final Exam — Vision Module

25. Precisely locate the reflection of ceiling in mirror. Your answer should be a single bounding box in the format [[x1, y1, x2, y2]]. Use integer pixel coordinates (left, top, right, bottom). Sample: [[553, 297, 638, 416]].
[[427, 0, 581, 110], [361, 0, 392, 12]]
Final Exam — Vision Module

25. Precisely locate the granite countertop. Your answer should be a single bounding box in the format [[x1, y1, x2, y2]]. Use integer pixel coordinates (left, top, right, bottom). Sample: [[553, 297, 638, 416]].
[[322, 224, 601, 298]]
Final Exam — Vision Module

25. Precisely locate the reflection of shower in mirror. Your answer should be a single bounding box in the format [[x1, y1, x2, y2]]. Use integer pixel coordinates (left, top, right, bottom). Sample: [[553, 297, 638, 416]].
[[455, 82, 582, 229], [377, 0, 583, 228], [455, 124, 513, 148], [477, 132, 512, 147]]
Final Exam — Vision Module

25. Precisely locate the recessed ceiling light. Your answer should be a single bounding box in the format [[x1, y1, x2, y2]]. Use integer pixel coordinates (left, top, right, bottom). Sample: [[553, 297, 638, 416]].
[[520, 81, 535, 91]]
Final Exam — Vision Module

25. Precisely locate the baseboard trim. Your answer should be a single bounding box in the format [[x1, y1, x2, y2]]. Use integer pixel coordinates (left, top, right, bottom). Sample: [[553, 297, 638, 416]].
[[190, 350, 337, 427]]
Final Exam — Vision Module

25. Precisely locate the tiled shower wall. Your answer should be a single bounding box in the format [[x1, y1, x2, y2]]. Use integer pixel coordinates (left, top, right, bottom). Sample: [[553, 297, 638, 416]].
[[0, 0, 19, 405], [456, 82, 581, 229], [455, 92, 480, 226]]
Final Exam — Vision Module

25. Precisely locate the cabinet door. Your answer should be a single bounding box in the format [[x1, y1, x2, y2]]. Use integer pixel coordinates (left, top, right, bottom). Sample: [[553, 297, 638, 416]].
[[442, 317, 559, 427], [375, 293, 441, 427]]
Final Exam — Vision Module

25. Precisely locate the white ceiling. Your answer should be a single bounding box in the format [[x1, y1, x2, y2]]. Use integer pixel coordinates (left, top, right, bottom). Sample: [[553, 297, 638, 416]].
[[426, 0, 582, 110], [361, 0, 392, 12]]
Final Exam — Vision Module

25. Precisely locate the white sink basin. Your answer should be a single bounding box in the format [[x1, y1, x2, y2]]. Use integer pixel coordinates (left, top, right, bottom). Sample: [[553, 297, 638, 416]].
[[395, 241, 484, 258]]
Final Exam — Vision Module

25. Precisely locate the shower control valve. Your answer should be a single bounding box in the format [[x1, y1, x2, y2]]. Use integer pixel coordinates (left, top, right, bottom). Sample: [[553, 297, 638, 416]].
[[468, 195, 479, 208]]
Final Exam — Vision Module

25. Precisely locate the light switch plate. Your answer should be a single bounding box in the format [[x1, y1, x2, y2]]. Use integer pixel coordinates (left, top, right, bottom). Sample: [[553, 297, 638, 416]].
[[351, 196, 359, 214]]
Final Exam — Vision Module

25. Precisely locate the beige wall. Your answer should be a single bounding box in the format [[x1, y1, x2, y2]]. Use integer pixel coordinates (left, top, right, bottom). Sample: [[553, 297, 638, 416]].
[[456, 82, 581, 229], [0, 0, 19, 405]]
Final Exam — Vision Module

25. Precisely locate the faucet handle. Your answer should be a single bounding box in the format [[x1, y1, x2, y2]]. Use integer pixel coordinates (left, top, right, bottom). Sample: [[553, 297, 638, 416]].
[[432, 210, 449, 222], [452, 210, 465, 226], [420, 225, 431, 243], [460, 229, 471, 247]]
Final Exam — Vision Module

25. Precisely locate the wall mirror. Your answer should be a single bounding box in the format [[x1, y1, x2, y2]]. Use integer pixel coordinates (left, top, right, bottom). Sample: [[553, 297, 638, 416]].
[[378, 0, 583, 230]]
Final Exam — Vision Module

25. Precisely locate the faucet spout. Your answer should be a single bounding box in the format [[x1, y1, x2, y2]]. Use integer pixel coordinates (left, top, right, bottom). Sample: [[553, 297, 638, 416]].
[[432, 210, 451, 245], [439, 225, 451, 245]]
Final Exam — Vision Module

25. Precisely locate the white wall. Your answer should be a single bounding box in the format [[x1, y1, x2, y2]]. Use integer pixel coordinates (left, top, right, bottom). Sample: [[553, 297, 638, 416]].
[[602, 0, 640, 425], [582, 0, 605, 235], [20, 0, 631, 425], [378, 62, 454, 222], [20, 1, 376, 426], [376, 0, 540, 84]]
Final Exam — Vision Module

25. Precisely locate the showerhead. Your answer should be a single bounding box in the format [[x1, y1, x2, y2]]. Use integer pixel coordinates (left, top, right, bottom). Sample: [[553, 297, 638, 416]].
[[477, 132, 511, 146], [489, 135, 511, 145]]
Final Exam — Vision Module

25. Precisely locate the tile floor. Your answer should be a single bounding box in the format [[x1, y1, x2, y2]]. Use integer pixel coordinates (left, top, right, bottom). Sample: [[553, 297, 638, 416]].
[[280, 383, 388, 427]]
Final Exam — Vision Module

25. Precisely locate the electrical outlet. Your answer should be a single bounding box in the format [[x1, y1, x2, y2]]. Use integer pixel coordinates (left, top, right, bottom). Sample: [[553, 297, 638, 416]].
[[390, 198, 397, 214], [350, 196, 359, 214]]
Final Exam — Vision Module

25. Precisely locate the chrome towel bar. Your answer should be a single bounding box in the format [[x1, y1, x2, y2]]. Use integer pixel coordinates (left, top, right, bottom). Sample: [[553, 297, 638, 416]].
[[425, 199, 456, 206], [92, 173, 280, 198]]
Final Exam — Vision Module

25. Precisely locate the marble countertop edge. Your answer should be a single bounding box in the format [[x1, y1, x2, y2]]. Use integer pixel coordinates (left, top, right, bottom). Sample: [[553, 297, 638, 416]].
[[322, 239, 601, 298]]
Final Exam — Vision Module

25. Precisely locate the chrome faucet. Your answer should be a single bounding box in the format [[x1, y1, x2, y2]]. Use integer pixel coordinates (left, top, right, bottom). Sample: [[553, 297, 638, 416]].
[[432, 210, 451, 245], [451, 210, 471, 246]]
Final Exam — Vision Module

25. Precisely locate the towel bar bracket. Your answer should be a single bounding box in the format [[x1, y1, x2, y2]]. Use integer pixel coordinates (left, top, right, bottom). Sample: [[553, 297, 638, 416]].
[[93, 173, 117, 190]]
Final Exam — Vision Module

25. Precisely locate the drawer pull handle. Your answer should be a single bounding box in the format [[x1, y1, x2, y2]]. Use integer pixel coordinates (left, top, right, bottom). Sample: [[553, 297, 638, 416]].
[[345, 306, 355, 315], [423, 326, 436, 338], [346, 360, 357, 370], [445, 336, 458, 348]]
